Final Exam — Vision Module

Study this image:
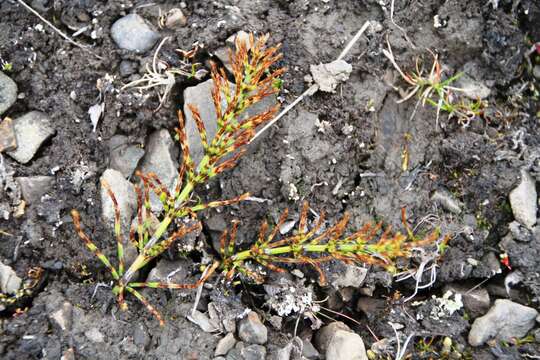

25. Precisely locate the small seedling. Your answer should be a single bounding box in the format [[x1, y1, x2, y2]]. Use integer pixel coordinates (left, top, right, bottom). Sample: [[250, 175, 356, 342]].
[[383, 39, 486, 126]]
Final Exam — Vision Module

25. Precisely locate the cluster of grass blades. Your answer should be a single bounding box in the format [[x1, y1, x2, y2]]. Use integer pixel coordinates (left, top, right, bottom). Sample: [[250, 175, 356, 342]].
[[382, 38, 487, 127], [71, 33, 447, 326]]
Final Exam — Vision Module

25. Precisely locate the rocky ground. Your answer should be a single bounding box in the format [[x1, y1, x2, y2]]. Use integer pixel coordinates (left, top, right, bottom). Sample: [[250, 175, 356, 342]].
[[1, 0, 540, 359]]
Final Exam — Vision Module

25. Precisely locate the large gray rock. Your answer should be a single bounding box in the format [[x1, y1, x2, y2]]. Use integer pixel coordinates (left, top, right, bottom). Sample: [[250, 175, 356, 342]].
[[238, 311, 267, 345], [468, 299, 538, 346], [315, 322, 367, 360], [0, 261, 21, 294], [6, 111, 55, 164], [108, 135, 145, 178], [16, 176, 54, 204], [0, 71, 17, 115], [183, 79, 277, 165], [100, 169, 137, 233], [111, 14, 160, 52], [509, 169, 537, 229], [138, 129, 179, 211]]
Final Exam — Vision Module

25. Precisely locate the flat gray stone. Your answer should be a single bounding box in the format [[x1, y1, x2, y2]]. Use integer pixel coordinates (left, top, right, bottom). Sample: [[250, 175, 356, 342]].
[[100, 169, 137, 234], [455, 74, 491, 100], [315, 322, 367, 360], [183, 79, 277, 165], [509, 169, 537, 229], [6, 111, 55, 164], [108, 135, 145, 178], [238, 312, 267, 345], [0, 71, 17, 115], [328, 263, 368, 289], [240, 344, 266, 360], [16, 176, 54, 204], [138, 129, 178, 211], [468, 299, 538, 346], [0, 261, 21, 294], [111, 14, 160, 53], [215, 332, 236, 356]]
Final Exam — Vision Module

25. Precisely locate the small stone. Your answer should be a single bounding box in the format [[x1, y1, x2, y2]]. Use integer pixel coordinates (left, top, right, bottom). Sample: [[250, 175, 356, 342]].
[[0, 261, 21, 294], [162, 8, 187, 28], [146, 259, 191, 297], [468, 299, 538, 346], [443, 283, 490, 318], [133, 323, 150, 348], [314, 322, 350, 353], [356, 297, 386, 316], [6, 111, 55, 164], [238, 311, 267, 345], [226, 30, 251, 49], [0, 71, 17, 115], [310, 60, 352, 93], [60, 348, 75, 360], [85, 327, 105, 343], [328, 263, 368, 289], [0, 117, 17, 152], [119, 60, 138, 77], [455, 74, 491, 100], [532, 65, 540, 80], [189, 309, 220, 333], [100, 169, 137, 234], [315, 322, 368, 360], [509, 169, 537, 229], [431, 189, 462, 214], [138, 129, 179, 211], [215, 333, 237, 356], [50, 301, 73, 331], [111, 14, 160, 53], [302, 339, 320, 359], [108, 135, 145, 178], [240, 344, 266, 360], [16, 176, 54, 204]]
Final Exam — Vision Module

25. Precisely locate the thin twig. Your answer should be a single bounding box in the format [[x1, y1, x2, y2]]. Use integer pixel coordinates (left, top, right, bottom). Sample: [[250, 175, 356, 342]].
[[16, 0, 103, 60], [337, 21, 371, 61]]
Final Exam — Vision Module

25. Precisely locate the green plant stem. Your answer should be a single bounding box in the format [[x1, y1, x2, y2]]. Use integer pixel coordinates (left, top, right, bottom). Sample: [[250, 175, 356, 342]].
[[231, 243, 379, 262]]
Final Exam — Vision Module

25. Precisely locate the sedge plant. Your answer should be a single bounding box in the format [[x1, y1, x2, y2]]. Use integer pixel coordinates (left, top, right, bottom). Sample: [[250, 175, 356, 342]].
[[382, 38, 486, 126]]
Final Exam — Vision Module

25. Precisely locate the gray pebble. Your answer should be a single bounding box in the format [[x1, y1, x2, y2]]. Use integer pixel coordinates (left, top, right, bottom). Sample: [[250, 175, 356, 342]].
[[16, 176, 54, 204], [509, 169, 537, 229], [0, 261, 21, 294], [108, 135, 145, 178], [468, 299, 538, 346], [6, 111, 55, 164], [111, 14, 160, 53], [0, 71, 17, 115], [238, 312, 267, 345]]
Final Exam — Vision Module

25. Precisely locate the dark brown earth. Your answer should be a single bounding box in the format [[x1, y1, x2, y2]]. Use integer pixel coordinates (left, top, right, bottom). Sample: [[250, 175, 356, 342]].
[[0, 0, 539, 359]]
